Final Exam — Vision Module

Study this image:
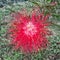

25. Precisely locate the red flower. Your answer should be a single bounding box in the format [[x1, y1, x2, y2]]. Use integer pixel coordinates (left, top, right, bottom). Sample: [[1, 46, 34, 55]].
[[9, 9, 51, 53]]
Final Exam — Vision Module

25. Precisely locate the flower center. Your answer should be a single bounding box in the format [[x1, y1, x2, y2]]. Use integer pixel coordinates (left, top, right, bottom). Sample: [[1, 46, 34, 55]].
[[23, 22, 37, 36]]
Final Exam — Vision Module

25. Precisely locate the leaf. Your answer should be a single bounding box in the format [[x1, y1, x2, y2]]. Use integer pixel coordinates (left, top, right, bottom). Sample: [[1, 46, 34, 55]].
[[45, 0, 51, 3]]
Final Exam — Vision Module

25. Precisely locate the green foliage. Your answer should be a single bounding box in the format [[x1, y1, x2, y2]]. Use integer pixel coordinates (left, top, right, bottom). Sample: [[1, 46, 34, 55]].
[[0, 0, 60, 60], [45, 0, 51, 3]]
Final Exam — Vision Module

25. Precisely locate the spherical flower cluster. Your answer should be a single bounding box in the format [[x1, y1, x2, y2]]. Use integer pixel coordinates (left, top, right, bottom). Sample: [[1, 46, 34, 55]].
[[9, 9, 51, 53]]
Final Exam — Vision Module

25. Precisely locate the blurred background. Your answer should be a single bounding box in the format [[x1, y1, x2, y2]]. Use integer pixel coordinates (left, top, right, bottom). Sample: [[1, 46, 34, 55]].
[[0, 0, 28, 7], [0, 0, 60, 60]]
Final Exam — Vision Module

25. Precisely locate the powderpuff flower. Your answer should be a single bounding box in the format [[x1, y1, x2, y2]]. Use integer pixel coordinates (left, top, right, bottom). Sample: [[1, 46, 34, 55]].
[[9, 9, 51, 53]]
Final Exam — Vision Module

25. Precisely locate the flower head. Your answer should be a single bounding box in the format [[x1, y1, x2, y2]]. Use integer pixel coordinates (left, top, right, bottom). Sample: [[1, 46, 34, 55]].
[[9, 9, 51, 53]]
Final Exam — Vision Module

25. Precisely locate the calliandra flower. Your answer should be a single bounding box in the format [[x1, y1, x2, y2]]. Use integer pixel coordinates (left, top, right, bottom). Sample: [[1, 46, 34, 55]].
[[9, 9, 51, 53]]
